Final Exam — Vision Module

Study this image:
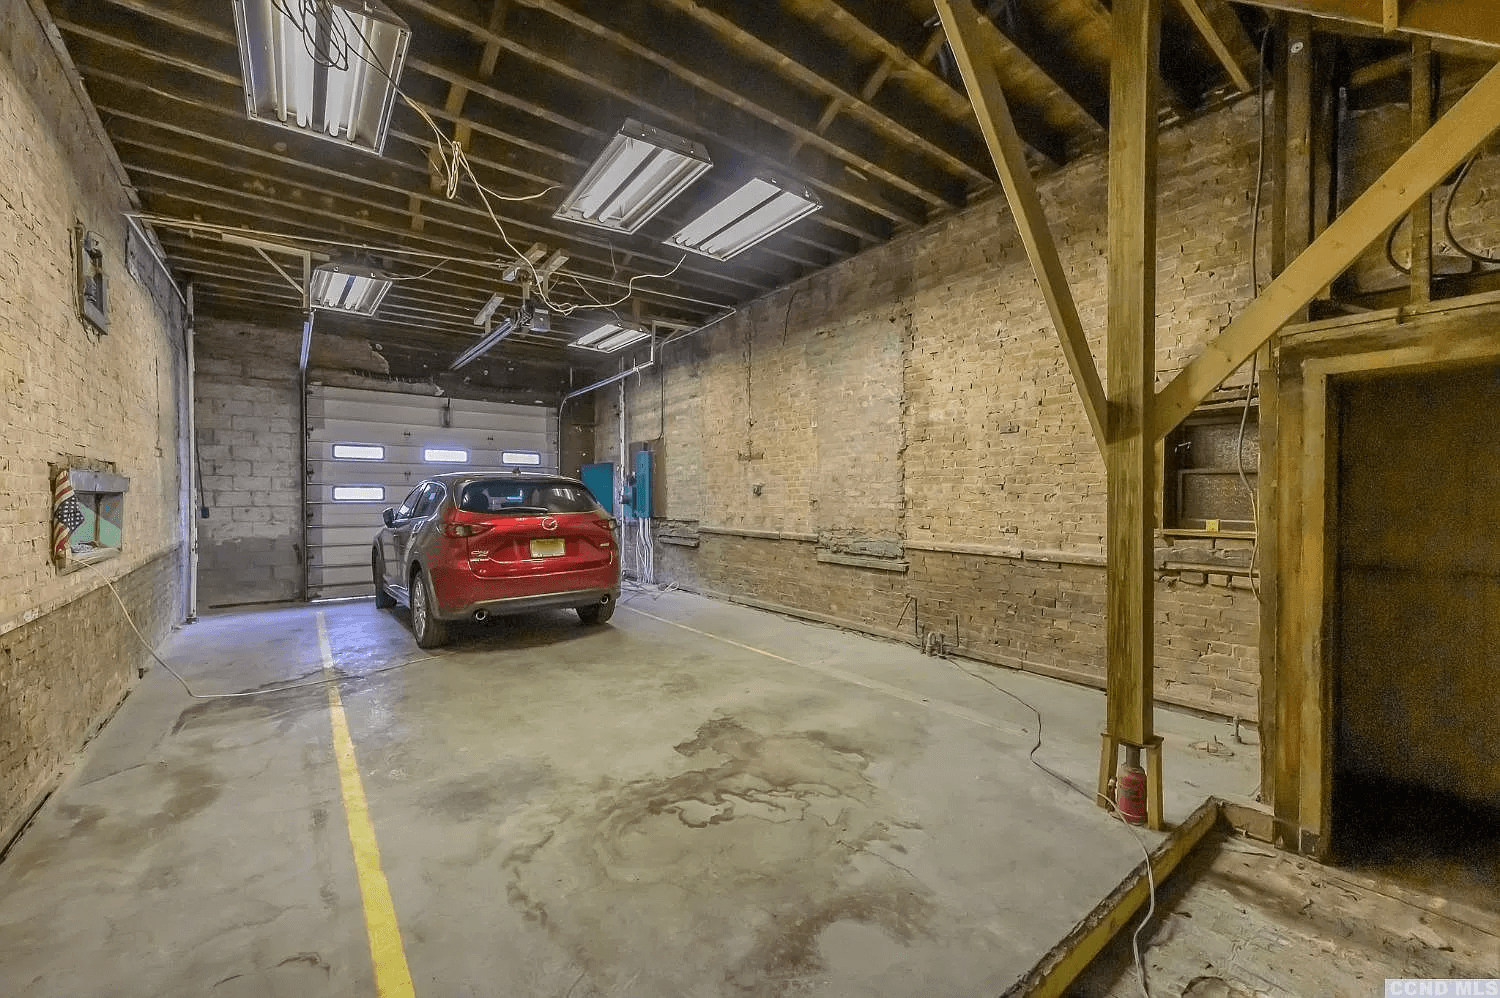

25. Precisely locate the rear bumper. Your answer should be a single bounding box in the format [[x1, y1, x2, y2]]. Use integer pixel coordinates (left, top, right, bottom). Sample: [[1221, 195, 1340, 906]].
[[429, 563, 619, 620]]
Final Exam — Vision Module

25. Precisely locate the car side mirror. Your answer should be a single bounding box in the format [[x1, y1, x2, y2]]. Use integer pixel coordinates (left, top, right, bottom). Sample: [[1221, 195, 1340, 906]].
[[381, 507, 397, 527]]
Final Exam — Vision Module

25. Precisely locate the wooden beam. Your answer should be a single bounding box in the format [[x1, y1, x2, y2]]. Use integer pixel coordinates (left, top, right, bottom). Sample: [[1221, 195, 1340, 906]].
[[932, 0, 1108, 453], [1410, 38, 1434, 303], [649, 0, 995, 186], [1106, 0, 1162, 749], [1000, 799, 1221, 998], [1384, 0, 1401, 32], [1176, 0, 1255, 91], [1229, 0, 1500, 49], [1153, 58, 1500, 439]]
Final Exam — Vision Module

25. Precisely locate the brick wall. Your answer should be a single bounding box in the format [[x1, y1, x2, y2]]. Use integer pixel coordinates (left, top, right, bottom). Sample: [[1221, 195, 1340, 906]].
[[0, 549, 181, 837], [602, 97, 1270, 719], [0, 0, 188, 836]]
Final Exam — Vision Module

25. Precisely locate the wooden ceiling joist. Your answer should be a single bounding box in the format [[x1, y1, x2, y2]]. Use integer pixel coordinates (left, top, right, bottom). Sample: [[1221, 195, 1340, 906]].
[[1231, 0, 1500, 49]]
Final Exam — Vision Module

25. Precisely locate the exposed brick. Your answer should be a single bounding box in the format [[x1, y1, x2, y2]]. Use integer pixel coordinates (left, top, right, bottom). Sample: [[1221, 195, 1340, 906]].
[[601, 98, 1270, 719]]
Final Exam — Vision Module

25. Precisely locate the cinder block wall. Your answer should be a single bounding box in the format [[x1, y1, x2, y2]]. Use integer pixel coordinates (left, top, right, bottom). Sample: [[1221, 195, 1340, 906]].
[[193, 319, 303, 607], [0, 0, 188, 837], [603, 98, 1272, 719]]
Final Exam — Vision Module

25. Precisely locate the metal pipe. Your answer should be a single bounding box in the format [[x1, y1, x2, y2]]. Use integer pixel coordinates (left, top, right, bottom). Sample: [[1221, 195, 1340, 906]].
[[298, 368, 310, 603], [185, 282, 199, 622], [559, 332, 658, 405], [125, 215, 187, 306]]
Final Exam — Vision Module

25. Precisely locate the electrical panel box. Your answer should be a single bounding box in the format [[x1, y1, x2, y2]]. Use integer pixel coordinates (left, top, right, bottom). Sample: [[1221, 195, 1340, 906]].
[[580, 462, 614, 516], [631, 447, 652, 519]]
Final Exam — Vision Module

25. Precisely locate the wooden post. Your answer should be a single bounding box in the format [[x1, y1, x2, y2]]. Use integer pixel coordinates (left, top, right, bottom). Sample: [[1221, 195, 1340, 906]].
[[1103, 0, 1162, 800], [1410, 38, 1433, 303]]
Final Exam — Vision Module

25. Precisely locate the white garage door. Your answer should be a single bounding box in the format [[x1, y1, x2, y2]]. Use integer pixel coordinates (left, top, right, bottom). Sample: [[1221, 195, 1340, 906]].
[[305, 384, 558, 600]]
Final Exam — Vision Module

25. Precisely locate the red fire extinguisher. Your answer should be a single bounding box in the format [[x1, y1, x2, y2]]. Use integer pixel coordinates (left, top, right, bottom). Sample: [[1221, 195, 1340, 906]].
[[1116, 749, 1148, 825]]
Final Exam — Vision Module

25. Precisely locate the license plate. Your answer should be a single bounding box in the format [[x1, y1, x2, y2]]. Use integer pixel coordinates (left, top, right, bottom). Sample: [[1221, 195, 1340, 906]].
[[529, 538, 565, 558]]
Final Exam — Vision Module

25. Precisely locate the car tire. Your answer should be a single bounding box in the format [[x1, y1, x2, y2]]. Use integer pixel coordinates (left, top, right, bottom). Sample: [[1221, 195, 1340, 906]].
[[373, 549, 396, 609], [410, 569, 450, 648], [577, 598, 615, 626]]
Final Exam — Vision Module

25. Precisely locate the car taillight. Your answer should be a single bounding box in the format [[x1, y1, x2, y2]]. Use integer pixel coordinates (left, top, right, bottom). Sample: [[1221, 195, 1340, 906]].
[[443, 523, 493, 538]]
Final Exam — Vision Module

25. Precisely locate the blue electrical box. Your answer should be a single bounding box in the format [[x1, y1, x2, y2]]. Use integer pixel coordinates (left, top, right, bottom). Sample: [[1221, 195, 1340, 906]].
[[631, 448, 652, 518], [580, 462, 614, 515]]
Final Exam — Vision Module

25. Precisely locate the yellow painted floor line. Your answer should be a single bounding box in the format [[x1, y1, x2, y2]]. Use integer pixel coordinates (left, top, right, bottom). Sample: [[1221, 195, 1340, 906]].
[[624, 606, 1025, 738], [317, 611, 416, 998]]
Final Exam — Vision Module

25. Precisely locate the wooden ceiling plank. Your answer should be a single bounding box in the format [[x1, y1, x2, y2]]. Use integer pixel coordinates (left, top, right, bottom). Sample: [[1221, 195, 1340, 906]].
[[1174, 0, 1255, 91], [976, 0, 1112, 131], [1230, 0, 1500, 49], [60, 19, 862, 269], [646, 0, 994, 187], [89, 0, 902, 243], [88, 89, 794, 291], [392, 0, 952, 220], [133, 183, 734, 322]]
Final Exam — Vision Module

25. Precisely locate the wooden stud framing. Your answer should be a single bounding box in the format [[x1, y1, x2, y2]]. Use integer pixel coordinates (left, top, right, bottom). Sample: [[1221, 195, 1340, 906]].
[[1229, 0, 1500, 50], [1410, 38, 1434, 303], [1105, 0, 1162, 751], [1153, 58, 1500, 441], [1270, 299, 1500, 853], [932, 0, 1108, 454]]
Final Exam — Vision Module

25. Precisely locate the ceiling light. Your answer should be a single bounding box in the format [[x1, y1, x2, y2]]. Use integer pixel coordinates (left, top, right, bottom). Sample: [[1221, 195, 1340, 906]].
[[667, 177, 822, 260], [232, 0, 410, 156], [571, 322, 651, 353], [309, 262, 392, 315], [555, 120, 712, 234], [451, 316, 515, 369]]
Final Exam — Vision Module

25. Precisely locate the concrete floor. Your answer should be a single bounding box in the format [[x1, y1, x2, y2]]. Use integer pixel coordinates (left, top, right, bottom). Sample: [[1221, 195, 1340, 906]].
[[0, 591, 1257, 997]]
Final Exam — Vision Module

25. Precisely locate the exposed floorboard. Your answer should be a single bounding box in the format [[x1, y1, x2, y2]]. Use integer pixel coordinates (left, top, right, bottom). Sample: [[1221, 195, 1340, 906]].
[[1070, 830, 1500, 996]]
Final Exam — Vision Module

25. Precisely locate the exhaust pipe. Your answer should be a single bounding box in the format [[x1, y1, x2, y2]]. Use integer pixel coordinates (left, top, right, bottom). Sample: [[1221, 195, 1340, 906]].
[[473, 609, 489, 622]]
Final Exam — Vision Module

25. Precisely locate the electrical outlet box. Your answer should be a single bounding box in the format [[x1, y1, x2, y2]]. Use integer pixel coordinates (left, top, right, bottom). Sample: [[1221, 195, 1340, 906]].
[[631, 447, 652, 519]]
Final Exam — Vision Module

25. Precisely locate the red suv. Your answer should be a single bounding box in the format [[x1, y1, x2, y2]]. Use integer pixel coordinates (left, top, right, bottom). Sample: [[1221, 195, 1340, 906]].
[[373, 473, 620, 647]]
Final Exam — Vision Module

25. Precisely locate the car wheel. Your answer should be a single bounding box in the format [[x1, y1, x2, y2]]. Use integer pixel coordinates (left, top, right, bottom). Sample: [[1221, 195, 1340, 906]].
[[577, 598, 615, 626], [410, 570, 449, 648], [373, 549, 396, 609]]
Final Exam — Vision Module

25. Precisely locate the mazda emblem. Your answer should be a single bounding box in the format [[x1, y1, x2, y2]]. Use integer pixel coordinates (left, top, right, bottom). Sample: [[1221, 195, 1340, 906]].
[[541, 516, 559, 531]]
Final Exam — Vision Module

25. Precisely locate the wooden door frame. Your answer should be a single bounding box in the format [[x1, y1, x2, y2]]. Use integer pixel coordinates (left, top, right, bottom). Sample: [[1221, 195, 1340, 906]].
[[1265, 291, 1500, 856]]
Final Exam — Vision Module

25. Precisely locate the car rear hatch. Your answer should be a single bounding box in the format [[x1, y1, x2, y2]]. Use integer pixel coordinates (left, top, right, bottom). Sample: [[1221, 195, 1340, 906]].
[[443, 479, 616, 578]]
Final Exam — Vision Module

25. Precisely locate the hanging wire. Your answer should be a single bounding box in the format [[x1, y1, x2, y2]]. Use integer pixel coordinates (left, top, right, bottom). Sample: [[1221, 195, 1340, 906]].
[[320, 6, 688, 316], [1442, 155, 1500, 265]]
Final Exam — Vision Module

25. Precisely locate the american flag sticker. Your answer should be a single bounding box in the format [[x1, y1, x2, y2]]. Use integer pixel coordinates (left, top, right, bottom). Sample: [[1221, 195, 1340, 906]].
[[53, 469, 84, 561]]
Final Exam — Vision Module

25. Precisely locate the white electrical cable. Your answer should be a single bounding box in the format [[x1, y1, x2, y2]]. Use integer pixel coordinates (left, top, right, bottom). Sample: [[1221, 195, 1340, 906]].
[[75, 558, 435, 700], [941, 654, 1160, 998], [326, 7, 691, 318]]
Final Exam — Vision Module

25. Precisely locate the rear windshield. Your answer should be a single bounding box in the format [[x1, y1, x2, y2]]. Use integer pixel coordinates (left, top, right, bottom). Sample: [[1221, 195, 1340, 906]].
[[458, 479, 603, 515]]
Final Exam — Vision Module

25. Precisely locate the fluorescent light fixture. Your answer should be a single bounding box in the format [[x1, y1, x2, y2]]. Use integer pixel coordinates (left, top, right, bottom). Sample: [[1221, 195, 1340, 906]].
[[571, 321, 652, 353], [502, 451, 542, 466], [332, 485, 384, 501], [424, 448, 469, 463], [232, 0, 410, 155], [450, 316, 515, 369], [309, 262, 392, 315], [668, 177, 822, 260], [474, 293, 503, 327], [555, 120, 712, 234], [332, 443, 385, 460]]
